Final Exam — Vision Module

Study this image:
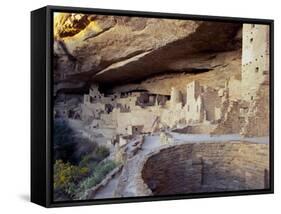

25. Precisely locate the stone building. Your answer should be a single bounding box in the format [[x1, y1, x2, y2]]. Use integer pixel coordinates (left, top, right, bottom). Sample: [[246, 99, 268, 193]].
[[170, 87, 182, 107], [81, 85, 165, 135], [241, 24, 269, 102], [79, 24, 271, 138], [185, 81, 204, 123], [160, 80, 230, 131], [240, 24, 270, 137]]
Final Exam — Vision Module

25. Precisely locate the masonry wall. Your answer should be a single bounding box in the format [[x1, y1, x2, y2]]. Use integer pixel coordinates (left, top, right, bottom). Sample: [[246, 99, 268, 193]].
[[170, 87, 182, 106], [211, 100, 240, 134], [201, 87, 222, 121], [141, 142, 269, 195], [240, 24, 270, 137], [186, 97, 203, 123], [242, 24, 269, 102], [240, 85, 270, 137], [117, 96, 139, 111], [228, 77, 241, 101], [116, 108, 161, 134], [186, 82, 204, 123], [160, 104, 186, 128]]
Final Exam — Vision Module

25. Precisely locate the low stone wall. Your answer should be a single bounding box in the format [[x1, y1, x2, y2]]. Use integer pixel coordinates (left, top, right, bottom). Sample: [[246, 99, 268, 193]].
[[79, 165, 123, 200], [140, 141, 269, 195], [172, 123, 216, 134]]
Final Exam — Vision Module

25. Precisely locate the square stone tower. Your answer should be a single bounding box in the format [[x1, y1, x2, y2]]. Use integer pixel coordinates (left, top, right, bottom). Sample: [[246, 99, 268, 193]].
[[240, 24, 270, 137], [186, 80, 201, 100], [186, 81, 203, 123], [241, 24, 270, 101]]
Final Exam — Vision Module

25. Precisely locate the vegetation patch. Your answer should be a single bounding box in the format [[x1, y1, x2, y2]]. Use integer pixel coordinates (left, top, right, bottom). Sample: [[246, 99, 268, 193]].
[[53, 119, 116, 200]]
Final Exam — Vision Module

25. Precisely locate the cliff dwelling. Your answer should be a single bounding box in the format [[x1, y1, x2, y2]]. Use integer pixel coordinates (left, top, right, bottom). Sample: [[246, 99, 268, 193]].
[[52, 13, 270, 201]]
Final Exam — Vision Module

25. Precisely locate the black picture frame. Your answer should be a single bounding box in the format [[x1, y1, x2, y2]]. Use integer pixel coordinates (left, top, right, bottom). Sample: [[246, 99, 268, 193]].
[[31, 5, 274, 208]]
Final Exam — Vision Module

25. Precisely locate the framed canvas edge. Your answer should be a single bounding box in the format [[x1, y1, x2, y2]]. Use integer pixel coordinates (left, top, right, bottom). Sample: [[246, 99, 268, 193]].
[[40, 5, 274, 208], [46, 5, 274, 24], [46, 6, 52, 207]]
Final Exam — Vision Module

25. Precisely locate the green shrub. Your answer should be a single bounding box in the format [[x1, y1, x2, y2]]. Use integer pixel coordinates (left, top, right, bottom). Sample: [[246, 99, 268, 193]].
[[54, 160, 89, 198], [95, 146, 110, 160], [79, 155, 92, 167], [53, 120, 113, 200], [78, 160, 117, 192], [78, 146, 110, 170]]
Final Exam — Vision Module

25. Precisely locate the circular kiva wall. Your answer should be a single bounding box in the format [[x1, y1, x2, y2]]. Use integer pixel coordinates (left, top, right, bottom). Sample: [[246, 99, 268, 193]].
[[141, 142, 269, 195]]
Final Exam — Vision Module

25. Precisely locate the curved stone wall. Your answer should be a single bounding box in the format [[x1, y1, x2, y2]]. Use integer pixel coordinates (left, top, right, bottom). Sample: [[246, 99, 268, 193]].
[[141, 141, 269, 195]]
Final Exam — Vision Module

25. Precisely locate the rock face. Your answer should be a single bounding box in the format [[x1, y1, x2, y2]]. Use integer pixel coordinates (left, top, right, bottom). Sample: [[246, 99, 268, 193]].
[[108, 50, 241, 96], [54, 13, 241, 92]]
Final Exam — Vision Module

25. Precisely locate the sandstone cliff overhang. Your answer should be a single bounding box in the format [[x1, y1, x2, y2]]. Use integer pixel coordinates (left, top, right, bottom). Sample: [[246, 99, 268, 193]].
[[54, 14, 242, 92]]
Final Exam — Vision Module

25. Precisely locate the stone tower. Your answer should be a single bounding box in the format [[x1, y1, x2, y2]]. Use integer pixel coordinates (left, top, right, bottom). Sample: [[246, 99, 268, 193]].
[[186, 80, 201, 101], [185, 81, 204, 123], [241, 24, 270, 101], [240, 24, 270, 137], [171, 87, 182, 105]]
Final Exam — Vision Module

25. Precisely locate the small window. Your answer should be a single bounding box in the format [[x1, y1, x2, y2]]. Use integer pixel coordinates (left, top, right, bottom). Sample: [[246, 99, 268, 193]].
[[251, 96, 254, 100], [250, 38, 254, 43], [251, 24, 255, 28], [255, 67, 259, 73]]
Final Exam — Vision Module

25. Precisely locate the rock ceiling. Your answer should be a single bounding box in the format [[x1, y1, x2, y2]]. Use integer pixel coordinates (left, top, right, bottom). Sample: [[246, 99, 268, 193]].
[[53, 13, 242, 93]]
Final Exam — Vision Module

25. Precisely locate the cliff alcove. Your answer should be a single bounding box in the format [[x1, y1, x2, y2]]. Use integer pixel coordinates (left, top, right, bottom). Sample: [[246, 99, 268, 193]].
[[53, 13, 242, 94], [52, 13, 270, 201]]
